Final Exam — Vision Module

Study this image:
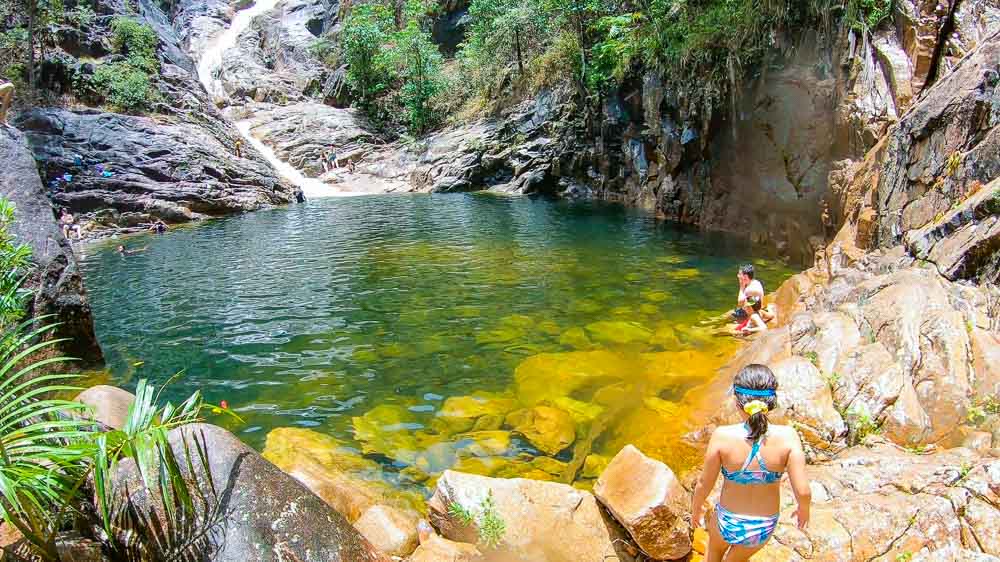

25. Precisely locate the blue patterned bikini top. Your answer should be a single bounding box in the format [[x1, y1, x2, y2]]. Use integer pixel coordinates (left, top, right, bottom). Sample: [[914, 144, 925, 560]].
[[721, 437, 783, 485]]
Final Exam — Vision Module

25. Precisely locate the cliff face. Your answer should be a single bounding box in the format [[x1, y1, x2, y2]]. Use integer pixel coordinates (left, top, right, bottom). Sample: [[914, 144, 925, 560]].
[[0, 127, 102, 364]]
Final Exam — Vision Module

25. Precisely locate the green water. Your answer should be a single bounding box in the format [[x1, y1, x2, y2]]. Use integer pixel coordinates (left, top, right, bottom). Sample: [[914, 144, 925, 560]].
[[80, 194, 793, 489]]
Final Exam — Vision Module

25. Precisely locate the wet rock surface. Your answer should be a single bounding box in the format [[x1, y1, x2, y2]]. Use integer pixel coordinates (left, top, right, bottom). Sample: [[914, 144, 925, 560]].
[[113, 423, 389, 562], [0, 127, 102, 363], [16, 108, 297, 228], [427, 470, 637, 562]]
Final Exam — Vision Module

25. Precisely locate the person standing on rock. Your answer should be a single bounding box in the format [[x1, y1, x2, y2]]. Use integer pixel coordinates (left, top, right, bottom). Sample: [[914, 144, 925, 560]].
[[60, 209, 82, 240], [0, 79, 13, 125], [234, 138, 243, 158], [691, 364, 810, 561]]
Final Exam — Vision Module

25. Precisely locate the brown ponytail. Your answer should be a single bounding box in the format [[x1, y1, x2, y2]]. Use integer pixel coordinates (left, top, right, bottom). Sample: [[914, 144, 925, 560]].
[[733, 364, 778, 441]]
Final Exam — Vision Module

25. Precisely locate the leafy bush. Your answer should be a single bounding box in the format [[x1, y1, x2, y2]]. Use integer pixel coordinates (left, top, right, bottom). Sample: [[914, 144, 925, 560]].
[[448, 490, 506, 548], [90, 61, 155, 112], [395, 20, 444, 133], [68, 4, 96, 28], [0, 197, 33, 330], [846, 0, 894, 35], [340, 3, 395, 110], [111, 17, 159, 72]]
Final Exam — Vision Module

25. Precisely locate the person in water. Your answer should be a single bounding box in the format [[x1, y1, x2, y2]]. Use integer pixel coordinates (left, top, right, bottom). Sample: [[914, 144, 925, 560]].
[[731, 297, 768, 336], [732, 264, 764, 322], [150, 219, 167, 234], [691, 364, 810, 561], [117, 245, 146, 256]]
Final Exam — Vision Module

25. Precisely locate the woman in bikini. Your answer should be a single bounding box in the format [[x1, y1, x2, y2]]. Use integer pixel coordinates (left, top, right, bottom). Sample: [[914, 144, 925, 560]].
[[691, 364, 811, 561]]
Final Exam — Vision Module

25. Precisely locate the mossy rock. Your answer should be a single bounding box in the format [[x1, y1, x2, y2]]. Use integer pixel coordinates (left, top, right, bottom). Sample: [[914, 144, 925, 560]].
[[455, 430, 513, 457], [514, 350, 644, 405], [584, 320, 652, 346], [352, 404, 422, 463], [559, 327, 593, 350], [432, 392, 519, 435]]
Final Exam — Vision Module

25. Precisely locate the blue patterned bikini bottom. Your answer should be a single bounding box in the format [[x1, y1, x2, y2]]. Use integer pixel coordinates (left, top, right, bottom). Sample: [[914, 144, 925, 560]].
[[715, 503, 780, 547]]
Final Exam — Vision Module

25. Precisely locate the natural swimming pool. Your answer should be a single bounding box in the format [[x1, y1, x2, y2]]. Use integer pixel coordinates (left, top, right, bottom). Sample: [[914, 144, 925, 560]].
[[79, 194, 794, 491]]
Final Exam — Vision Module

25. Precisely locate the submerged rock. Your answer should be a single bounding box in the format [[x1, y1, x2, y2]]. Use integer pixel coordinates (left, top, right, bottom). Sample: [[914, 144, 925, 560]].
[[427, 470, 637, 562], [262, 426, 424, 522], [504, 405, 576, 456], [584, 320, 653, 346], [594, 445, 692, 560]]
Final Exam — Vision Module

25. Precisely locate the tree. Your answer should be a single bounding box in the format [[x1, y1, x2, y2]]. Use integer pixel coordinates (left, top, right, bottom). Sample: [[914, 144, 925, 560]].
[[394, 20, 443, 133], [340, 3, 394, 109], [461, 0, 548, 97]]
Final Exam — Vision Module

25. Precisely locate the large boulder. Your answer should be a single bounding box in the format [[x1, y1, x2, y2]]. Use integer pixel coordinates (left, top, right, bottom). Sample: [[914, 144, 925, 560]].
[[15, 108, 296, 228], [113, 423, 389, 562], [75, 385, 135, 430], [593, 445, 691, 560], [408, 534, 483, 562], [769, 357, 847, 450], [353, 505, 420, 558], [427, 470, 637, 562], [0, 127, 102, 364], [755, 445, 999, 560]]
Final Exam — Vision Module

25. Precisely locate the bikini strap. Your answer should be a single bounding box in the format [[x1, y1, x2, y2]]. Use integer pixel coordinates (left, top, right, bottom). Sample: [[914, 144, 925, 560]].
[[739, 439, 762, 472]]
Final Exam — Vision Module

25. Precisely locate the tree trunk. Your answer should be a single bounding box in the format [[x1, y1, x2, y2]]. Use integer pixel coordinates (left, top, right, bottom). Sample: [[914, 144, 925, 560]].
[[514, 29, 524, 76], [27, 0, 36, 88]]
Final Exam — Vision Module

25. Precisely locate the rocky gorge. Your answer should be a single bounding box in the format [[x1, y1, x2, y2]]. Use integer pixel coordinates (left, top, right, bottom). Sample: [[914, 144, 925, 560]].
[[2, 0, 1000, 560]]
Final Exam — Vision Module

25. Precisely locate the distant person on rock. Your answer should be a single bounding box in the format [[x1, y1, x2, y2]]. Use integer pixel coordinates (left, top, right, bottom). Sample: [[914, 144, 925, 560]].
[[0, 79, 13, 125], [732, 264, 764, 322], [235, 138, 243, 158], [150, 219, 167, 234], [60, 210, 82, 240], [691, 364, 810, 561]]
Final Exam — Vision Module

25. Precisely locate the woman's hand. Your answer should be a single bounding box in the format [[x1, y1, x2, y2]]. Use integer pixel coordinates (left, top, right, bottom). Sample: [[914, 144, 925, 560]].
[[795, 504, 810, 531]]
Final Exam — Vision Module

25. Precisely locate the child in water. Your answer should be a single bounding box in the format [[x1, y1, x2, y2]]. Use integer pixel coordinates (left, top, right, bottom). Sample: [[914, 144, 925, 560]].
[[731, 297, 767, 336], [691, 364, 811, 561]]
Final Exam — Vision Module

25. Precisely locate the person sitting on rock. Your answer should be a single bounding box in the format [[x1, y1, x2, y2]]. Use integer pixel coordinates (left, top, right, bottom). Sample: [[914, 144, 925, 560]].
[[732, 264, 764, 322], [691, 364, 810, 562], [731, 297, 767, 337], [0, 79, 13, 125], [150, 219, 167, 234], [60, 210, 82, 240]]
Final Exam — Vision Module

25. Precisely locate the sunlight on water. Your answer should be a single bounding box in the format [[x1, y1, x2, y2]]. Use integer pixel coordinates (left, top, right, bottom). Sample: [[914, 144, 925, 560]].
[[80, 195, 793, 494]]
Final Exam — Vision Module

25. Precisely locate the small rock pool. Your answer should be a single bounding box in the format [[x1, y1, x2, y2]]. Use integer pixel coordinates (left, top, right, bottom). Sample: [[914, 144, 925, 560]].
[[79, 193, 794, 494]]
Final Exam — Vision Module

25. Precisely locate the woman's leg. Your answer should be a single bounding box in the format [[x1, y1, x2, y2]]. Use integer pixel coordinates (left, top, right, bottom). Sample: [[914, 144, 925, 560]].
[[705, 513, 729, 562], [722, 541, 768, 561]]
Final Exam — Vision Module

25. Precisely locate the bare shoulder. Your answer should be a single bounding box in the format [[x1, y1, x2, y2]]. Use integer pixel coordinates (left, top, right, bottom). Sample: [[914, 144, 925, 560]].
[[766, 424, 800, 444]]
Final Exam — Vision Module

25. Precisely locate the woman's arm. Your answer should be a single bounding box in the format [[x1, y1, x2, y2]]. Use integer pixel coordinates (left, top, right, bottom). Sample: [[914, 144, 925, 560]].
[[691, 429, 723, 528], [785, 429, 811, 530]]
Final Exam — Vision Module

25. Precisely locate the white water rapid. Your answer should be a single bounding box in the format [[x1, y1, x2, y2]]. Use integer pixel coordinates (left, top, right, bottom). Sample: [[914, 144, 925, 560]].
[[196, 0, 355, 197]]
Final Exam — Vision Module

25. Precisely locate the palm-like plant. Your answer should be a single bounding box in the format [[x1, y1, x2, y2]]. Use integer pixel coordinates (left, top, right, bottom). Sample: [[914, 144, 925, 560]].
[[0, 320, 93, 560]]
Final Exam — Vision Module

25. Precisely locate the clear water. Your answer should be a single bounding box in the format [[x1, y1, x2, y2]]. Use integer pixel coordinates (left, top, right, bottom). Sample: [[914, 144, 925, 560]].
[[79, 194, 793, 490]]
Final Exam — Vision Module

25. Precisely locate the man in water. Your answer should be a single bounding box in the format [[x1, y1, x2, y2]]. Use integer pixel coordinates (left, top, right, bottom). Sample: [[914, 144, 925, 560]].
[[0, 79, 13, 125], [732, 264, 764, 322], [117, 245, 147, 256]]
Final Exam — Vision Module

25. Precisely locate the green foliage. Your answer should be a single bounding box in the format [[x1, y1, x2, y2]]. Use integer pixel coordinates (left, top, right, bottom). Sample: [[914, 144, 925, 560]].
[[461, 0, 548, 97], [340, 3, 395, 110], [846, 0, 893, 35], [804, 351, 819, 367], [0, 321, 92, 560], [0, 322, 229, 560], [0, 197, 33, 330], [394, 20, 444, 133], [80, 17, 159, 112], [847, 405, 880, 445], [89, 61, 155, 112], [67, 4, 97, 28], [110, 17, 160, 73], [449, 491, 507, 548]]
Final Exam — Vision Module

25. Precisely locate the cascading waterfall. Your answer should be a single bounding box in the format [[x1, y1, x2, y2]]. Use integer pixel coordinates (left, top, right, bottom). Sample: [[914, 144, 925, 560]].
[[196, 0, 353, 197]]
